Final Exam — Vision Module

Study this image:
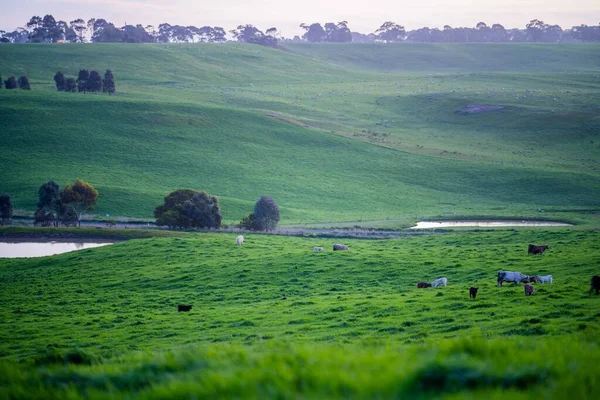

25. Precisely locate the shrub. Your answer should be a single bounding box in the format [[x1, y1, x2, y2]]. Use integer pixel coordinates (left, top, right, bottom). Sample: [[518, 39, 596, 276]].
[[0, 194, 12, 225], [4, 76, 17, 89], [253, 196, 280, 231], [17, 76, 30, 90]]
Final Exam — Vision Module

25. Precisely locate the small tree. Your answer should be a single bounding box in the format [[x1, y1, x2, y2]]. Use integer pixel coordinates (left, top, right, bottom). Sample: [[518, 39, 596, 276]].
[[65, 77, 77, 92], [54, 71, 65, 91], [239, 213, 257, 230], [18, 76, 31, 90], [86, 70, 102, 92], [102, 69, 115, 94], [0, 194, 13, 225], [37, 180, 62, 227], [154, 189, 197, 229], [253, 196, 280, 231], [77, 69, 89, 93], [61, 178, 98, 227], [4, 76, 17, 89]]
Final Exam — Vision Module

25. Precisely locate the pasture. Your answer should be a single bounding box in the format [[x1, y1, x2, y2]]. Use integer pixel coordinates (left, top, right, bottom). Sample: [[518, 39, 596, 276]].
[[1, 228, 599, 397], [1, 43, 599, 226]]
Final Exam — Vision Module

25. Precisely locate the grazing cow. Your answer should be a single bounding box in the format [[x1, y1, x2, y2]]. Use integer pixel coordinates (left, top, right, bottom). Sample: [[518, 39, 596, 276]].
[[497, 270, 528, 286], [469, 287, 478, 299], [333, 244, 349, 251], [417, 282, 432, 288], [313, 247, 324, 251], [528, 244, 549, 255], [178, 304, 192, 312], [524, 284, 535, 296], [537, 275, 553, 284], [590, 275, 600, 295], [431, 277, 448, 288], [236, 235, 244, 246], [528, 276, 538, 283]]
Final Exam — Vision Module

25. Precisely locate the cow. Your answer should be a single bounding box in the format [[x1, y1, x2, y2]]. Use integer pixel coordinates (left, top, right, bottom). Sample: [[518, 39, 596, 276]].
[[497, 270, 528, 286], [469, 287, 478, 299], [431, 277, 447, 288], [178, 304, 192, 312], [236, 235, 244, 246], [528, 276, 538, 283], [590, 275, 600, 295], [417, 282, 432, 288], [333, 244, 349, 251], [313, 247, 324, 251], [524, 284, 535, 296], [528, 244, 549, 255], [537, 275, 553, 284]]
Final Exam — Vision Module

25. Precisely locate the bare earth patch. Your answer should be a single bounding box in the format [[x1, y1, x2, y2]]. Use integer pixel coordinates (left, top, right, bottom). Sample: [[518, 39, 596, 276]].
[[456, 104, 505, 115]]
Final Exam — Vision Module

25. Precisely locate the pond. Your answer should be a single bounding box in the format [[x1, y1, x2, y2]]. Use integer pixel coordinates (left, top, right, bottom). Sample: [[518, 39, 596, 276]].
[[0, 241, 115, 258], [410, 220, 572, 229]]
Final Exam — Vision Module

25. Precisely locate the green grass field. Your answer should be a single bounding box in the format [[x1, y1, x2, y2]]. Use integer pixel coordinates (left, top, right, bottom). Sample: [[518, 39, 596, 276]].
[[1, 229, 599, 397], [1, 43, 599, 225]]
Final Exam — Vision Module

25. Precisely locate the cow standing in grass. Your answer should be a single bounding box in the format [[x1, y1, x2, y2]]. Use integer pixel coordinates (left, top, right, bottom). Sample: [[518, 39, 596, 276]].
[[497, 270, 528, 286], [431, 277, 447, 287], [469, 287, 478, 299], [524, 284, 535, 296], [236, 235, 244, 246], [528, 244, 549, 255]]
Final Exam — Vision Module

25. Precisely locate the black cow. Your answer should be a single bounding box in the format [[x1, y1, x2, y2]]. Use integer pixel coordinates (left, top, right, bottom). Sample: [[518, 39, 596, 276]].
[[178, 304, 192, 312], [590, 275, 600, 295], [469, 287, 478, 299], [528, 244, 549, 255]]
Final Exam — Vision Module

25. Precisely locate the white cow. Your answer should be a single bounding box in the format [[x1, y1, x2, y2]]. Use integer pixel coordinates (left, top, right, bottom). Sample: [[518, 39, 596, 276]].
[[497, 270, 528, 286], [431, 277, 448, 287], [313, 247, 324, 251], [236, 235, 244, 246], [537, 275, 553, 284]]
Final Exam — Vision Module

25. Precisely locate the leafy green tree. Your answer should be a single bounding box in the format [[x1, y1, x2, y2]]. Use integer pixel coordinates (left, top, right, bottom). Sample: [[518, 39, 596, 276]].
[[376, 21, 406, 42], [77, 69, 89, 93], [34, 207, 54, 227], [4, 76, 17, 89], [18, 76, 31, 90], [70, 19, 87, 42], [182, 191, 222, 229], [37, 180, 61, 227], [253, 196, 280, 231], [0, 194, 13, 225], [300, 23, 327, 42], [65, 77, 77, 92], [54, 71, 65, 91], [155, 189, 197, 228], [61, 179, 98, 227], [102, 69, 115, 94], [86, 70, 102, 92]]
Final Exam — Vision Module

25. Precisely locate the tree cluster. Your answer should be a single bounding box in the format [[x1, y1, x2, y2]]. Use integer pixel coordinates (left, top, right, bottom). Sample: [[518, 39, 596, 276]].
[[230, 25, 278, 47], [1, 74, 31, 90], [300, 21, 352, 43], [154, 189, 222, 229], [54, 69, 115, 94], [34, 179, 98, 227]]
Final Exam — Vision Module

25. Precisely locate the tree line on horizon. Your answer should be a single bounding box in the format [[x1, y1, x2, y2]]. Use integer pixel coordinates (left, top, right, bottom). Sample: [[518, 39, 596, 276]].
[[1, 15, 599, 46]]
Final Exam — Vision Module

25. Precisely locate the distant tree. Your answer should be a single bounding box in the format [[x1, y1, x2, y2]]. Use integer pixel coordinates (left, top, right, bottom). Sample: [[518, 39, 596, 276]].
[[70, 19, 87, 42], [86, 70, 103, 92], [17, 76, 30, 90], [230, 24, 277, 47], [253, 196, 280, 231], [34, 207, 54, 227], [181, 191, 222, 229], [490, 24, 508, 42], [77, 69, 89, 93], [376, 21, 406, 42], [54, 71, 65, 91], [65, 77, 77, 92], [102, 69, 115, 94], [61, 179, 98, 227], [475, 22, 490, 42], [59, 204, 78, 227], [37, 180, 61, 227], [57, 20, 76, 42], [4, 76, 17, 89], [300, 23, 327, 42], [324, 21, 352, 42], [526, 19, 546, 42], [238, 213, 257, 230], [155, 189, 198, 228], [0, 194, 13, 225], [121, 24, 153, 43]]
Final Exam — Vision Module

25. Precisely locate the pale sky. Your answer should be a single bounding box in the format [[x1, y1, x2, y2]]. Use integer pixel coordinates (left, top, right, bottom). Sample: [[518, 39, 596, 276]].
[[1, 0, 598, 37]]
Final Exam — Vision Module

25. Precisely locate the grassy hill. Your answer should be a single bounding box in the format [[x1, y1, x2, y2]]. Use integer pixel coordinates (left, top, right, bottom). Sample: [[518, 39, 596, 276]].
[[1, 43, 599, 225], [1, 229, 599, 397]]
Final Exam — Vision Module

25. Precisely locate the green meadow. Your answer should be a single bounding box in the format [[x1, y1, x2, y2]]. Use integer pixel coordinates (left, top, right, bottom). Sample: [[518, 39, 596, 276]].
[[1, 43, 599, 225], [0, 228, 599, 397]]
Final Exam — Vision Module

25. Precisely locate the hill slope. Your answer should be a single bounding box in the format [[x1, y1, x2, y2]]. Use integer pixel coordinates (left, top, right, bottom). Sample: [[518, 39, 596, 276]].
[[1, 43, 599, 223]]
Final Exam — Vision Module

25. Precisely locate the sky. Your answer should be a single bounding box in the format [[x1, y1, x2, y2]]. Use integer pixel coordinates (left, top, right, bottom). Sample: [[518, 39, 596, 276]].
[[1, 0, 598, 37]]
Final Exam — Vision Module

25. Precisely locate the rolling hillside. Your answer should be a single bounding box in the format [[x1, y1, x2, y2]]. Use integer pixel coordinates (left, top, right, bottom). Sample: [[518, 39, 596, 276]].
[[1, 43, 599, 224]]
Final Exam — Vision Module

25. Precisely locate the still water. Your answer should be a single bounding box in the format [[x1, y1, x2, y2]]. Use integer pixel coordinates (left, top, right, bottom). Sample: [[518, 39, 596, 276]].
[[410, 220, 571, 229], [0, 241, 114, 258]]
